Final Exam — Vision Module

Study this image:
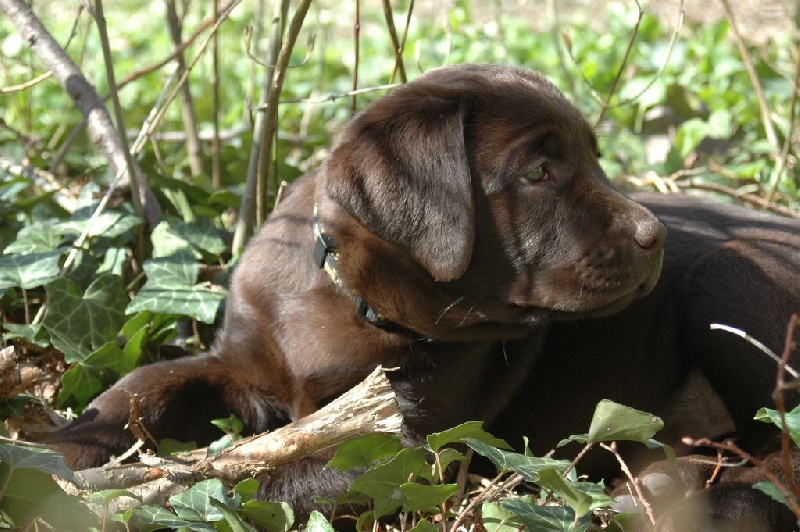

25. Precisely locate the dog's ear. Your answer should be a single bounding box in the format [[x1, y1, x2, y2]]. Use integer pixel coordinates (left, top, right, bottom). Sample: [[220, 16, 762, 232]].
[[324, 86, 473, 282]]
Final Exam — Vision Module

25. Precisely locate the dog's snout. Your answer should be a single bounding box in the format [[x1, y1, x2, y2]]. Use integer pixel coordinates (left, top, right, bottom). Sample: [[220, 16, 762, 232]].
[[634, 218, 667, 251]]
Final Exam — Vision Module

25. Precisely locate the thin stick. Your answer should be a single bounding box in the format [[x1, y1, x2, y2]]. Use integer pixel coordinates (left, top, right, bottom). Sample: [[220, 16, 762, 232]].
[[352, 0, 361, 111], [710, 323, 799, 378], [599, 442, 657, 527]]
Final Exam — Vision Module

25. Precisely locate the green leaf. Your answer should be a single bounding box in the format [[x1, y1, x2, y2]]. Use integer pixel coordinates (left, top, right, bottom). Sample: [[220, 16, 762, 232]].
[[400, 482, 459, 513], [348, 447, 429, 518], [0, 442, 74, 480], [587, 400, 664, 443], [43, 274, 128, 363], [124, 504, 206, 530], [755, 405, 800, 448], [482, 501, 524, 532], [209, 498, 258, 532], [408, 519, 439, 532], [501, 499, 584, 531], [235, 478, 260, 501], [127, 252, 226, 323], [465, 439, 570, 482], [536, 468, 592, 517], [54, 204, 142, 240], [754, 481, 795, 510], [86, 488, 141, 506], [169, 478, 236, 523], [239, 500, 294, 531], [327, 433, 403, 472], [1, 322, 50, 348], [58, 339, 140, 407], [0, 446, 96, 529], [151, 217, 227, 259], [426, 420, 510, 452], [0, 249, 63, 291], [3, 220, 62, 253], [305, 510, 335, 532]]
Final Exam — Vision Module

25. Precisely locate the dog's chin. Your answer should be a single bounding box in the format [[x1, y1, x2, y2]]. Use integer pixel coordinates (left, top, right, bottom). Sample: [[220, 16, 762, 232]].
[[553, 260, 663, 320], [507, 259, 663, 323]]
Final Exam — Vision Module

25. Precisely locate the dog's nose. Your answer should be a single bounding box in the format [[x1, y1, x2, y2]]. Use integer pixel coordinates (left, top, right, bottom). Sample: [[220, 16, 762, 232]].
[[634, 218, 667, 251]]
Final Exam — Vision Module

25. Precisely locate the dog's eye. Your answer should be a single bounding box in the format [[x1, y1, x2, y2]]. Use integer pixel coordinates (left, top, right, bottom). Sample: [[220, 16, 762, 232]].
[[520, 166, 549, 185]]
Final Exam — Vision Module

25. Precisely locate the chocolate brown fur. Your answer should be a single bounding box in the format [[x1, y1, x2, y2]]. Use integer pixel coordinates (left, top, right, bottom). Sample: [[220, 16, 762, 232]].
[[49, 65, 800, 529]]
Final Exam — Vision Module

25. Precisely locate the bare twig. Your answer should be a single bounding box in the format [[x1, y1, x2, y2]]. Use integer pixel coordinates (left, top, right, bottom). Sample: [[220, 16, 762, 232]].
[[710, 323, 799, 379], [593, 0, 643, 127], [600, 441, 657, 527], [234, 0, 288, 251], [381, 0, 407, 84], [684, 436, 800, 518], [211, 0, 222, 189], [0, 0, 161, 228], [165, 0, 204, 178], [718, 0, 783, 199], [66, 366, 402, 498], [772, 315, 800, 502], [353, 0, 361, 111]]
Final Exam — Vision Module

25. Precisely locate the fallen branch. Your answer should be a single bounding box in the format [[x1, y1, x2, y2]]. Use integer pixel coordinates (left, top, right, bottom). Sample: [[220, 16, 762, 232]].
[[65, 366, 402, 506]]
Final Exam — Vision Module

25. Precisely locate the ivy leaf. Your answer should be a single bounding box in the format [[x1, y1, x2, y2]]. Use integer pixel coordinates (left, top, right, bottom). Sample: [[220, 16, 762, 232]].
[[536, 468, 593, 517], [501, 499, 585, 531], [151, 217, 227, 259], [4, 220, 62, 253], [0, 442, 74, 480], [0, 443, 96, 529], [58, 340, 140, 408], [482, 501, 525, 532], [239, 500, 294, 531], [305, 510, 335, 532], [54, 204, 142, 240], [348, 447, 429, 518], [426, 420, 510, 452], [465, 439, 570, 482], [127, 251, 226, 323], [169, 478, 237, 523], [122, 504, 206, 530], [587, 400, 664, 443], [755, 405, 800, 448], [327, 433, 403, 472], [43, 275, 128, 363], [0, 249, 63, 291], [400, 482, 459, 513]]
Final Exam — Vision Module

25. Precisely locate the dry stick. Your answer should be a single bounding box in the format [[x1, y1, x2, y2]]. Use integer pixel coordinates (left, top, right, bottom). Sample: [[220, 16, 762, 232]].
[[68, 366, 402, 494], [773, 315, 800, 502], [211, 0, 222, 189], [381, 0, 407, 84], [675, 178, 799, 218], [0, 0, 161, 228], [165, 0, 204, 179], [710, 323, 799, 378], [599, 442, 657, 527], [48, 10, 217, 174], [718, 0, 783, 199], [778, 44, 800, 193], [592, 0, 643, 128], [234, 0, 288, 251], [685, 437, 800, 518], [352, 0, 361, 112]]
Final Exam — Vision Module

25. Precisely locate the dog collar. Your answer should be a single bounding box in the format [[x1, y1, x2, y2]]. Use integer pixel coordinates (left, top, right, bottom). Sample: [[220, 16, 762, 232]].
[[312, 205, 413, 335]]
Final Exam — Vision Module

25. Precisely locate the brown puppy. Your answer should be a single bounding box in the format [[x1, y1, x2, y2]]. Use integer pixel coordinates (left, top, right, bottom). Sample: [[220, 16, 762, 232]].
[[50, 65, 800, 529]]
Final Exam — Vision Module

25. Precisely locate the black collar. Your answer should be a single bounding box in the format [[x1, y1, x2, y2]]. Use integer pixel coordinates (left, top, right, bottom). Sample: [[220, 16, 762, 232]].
[[312, 206, 415, 336]]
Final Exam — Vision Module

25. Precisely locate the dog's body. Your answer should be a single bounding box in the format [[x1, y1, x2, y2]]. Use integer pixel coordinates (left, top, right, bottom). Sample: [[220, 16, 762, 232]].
[[50, 65, 800, 529]]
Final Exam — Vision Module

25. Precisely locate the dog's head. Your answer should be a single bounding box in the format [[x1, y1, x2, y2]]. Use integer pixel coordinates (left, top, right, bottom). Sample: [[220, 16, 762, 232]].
[[320, 64, 665, 332]]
